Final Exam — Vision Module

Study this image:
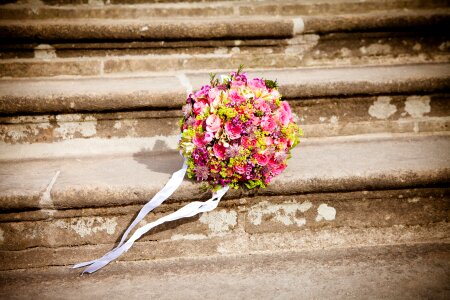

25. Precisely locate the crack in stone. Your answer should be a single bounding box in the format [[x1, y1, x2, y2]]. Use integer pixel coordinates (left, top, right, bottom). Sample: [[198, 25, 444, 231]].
[[39, 170, 60, 211]]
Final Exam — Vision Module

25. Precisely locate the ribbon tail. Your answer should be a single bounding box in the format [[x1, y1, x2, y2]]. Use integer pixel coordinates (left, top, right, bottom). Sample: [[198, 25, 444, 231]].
[[73, 160, 187, 270], [75, 185, 230, 274]]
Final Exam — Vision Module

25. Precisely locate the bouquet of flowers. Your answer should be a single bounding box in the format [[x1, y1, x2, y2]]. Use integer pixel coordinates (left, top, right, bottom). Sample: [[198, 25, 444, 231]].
[[74, 66, 301, 274], [179, 66, 301, 190]]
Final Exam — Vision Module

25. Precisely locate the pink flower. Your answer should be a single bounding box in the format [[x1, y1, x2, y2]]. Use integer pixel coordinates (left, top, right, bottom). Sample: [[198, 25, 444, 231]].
[[247, 78, 266, 89], [206, 114, 222, 133], [192, 132, 213, 147], [242, 136, 256, 149], [225, 122, 242, 140], [261, 116, 277, 132], [278, 101, 293, 126], [207, 88, 220, 104], [194, 85, 210, 99], [213, 143, 226, 160], [230, 80, 246, 89], [254, 98, 271, 114], [268, 159, 287, 176], [229, 90, 246, 106], [193, 119, 204, 130], [255, 153, 270, 166], [234, 164, 246, 174], [193, 99, 208, 115]]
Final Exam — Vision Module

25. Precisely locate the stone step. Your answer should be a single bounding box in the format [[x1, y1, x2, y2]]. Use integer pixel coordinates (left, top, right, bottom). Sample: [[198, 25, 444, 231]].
[[1, 64, 448, 159], [2, 32, 449, 77], [1, 63, 449, 114], [1, 133, 448, 211], [1, 0, 448, 19], [1, 9, 448, 42], [2, 243, 450, 298]]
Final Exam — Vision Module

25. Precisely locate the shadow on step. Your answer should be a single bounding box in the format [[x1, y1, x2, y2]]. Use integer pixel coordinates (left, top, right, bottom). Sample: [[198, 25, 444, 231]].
[[132, 140, 183, 175]]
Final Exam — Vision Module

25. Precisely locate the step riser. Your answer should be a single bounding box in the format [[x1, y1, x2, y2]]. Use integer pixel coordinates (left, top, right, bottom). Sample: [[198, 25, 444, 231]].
[[1, 94, 448, 159], [2, 33, 449, 77], [0, 223, 448, 271], [0, 188, 447, 252]]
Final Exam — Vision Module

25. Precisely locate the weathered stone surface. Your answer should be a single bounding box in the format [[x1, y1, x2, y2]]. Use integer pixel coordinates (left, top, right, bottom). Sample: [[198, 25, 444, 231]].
[[303, 9, 450, 33], [244, 188, 449, 234], [0, 76, 186, 114], [1, 94, 448, 145], [0, 188, 447, 251], [1, 63, 449, 114], [0, 59, 101, 77], [0, 223, 448, 270], [1, 32, 449, 77], [1, 0, 448, 19], [239, 63, 450, 99], [0, 134, 448, 210], [0, 18, 294, 41], [1, 243, 449, 298]]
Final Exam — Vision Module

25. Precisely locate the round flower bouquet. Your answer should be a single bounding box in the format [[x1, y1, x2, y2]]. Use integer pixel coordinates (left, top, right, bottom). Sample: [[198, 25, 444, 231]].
[[179, 67, 301, 190], [74, 67, 301, 274]]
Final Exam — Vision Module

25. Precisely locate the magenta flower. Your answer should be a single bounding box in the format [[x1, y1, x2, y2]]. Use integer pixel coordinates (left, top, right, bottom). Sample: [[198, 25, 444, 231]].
[[213, 143, 226, 160], [254, 153, 270, 166], [193, 99, 208, 115], [229, 90, 246, 106], [193, 132, 213, 147], [247, 78, 266, 89], [225, 122, 242, 140]]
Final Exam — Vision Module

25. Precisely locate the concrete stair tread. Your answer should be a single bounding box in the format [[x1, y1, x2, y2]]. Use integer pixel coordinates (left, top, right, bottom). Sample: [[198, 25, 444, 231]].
[[1, 9, 449, 41], [1, 133, 449, 211], [1, 63, 449, 114], [1, 243, 449, 299], [1, 0, 449, 20]]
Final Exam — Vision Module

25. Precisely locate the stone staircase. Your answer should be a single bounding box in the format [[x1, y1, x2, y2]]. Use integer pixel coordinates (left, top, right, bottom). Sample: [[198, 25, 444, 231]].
[[0, 0, 449, 298]]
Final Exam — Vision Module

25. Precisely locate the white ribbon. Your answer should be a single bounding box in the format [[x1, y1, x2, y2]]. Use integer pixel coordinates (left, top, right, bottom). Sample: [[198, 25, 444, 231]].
[[73, 159, 229, 274]]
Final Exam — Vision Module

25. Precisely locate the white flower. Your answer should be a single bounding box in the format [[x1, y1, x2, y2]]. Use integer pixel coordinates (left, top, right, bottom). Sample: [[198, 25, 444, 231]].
[[182, 142, 195, 154], [220, 75, 231, 84]]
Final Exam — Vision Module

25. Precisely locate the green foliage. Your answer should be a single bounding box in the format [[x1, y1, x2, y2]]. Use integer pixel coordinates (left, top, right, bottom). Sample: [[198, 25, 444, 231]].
[[264, 79, 278, 89], [244, 180, 266, 189], [217, 106, 237, 119], [236, 64, 245, 75], [209, 73, 219, 87]]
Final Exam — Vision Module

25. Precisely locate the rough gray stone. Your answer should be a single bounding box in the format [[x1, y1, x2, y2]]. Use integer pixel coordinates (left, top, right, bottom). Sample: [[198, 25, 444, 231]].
[[0, 134, 448, 211], [0, 241, 449, 300], [0, 18, 294, 41], [1, 63, 449, 114]]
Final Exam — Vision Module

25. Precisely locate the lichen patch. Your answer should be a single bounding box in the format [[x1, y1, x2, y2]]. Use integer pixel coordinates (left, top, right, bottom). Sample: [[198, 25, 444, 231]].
[[405, 96, 431, 118], [54, 217, 118, 238], [199, 209, 237, 236], [248, 200, 312, 226], [368, 96, 397, 119], [315, 204, 336, 222]]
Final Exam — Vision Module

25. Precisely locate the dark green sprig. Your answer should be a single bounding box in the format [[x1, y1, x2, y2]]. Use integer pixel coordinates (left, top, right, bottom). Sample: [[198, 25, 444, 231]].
[[209, 72, 219, 87], [236, 64, 245, 75], [264, 79, 278, 89]]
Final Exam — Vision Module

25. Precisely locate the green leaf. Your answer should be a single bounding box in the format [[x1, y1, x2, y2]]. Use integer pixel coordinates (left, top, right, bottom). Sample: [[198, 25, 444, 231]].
[[264, 79, 278, 89]]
